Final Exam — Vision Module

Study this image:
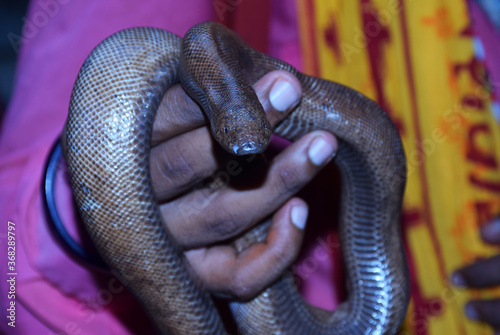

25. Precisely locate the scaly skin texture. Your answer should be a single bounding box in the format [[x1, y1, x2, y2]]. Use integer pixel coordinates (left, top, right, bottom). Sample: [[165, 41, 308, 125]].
[[63, 22, 409, 334]]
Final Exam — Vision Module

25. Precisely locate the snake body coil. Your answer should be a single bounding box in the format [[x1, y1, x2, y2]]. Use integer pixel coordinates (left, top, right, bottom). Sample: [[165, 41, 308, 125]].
[[63, 22, 409, 334]]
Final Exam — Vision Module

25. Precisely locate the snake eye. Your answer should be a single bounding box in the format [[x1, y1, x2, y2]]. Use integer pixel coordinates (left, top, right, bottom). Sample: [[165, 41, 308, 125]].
[[224, 127, 229, 134]]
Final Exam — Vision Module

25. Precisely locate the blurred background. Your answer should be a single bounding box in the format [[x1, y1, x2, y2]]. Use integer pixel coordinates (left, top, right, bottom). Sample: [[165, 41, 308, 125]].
[[0, 0, 499, 122], [0, 0, 30, 118]]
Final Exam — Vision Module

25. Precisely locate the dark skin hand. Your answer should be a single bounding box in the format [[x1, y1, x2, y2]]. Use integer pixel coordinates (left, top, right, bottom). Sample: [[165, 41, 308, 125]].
[[147, 65, 498, 330], [149, 70, 338, 300], [452, 218, 500, 334]]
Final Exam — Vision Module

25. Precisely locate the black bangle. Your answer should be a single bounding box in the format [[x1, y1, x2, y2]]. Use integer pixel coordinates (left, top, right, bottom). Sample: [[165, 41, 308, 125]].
[[43, 138, 108, 271]]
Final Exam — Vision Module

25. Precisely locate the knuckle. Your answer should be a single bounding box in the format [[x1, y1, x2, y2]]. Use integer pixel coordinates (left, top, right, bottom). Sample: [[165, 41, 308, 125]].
[[273, 165, 304, 195], [157, 147, 201, 187], [204, 215, 244, 240], [229, 273, 258, 301], [271, 244, 294, 270]]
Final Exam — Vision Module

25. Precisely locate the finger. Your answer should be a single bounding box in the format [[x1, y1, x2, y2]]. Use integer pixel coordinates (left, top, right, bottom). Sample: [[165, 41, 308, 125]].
[[151, 84, 205, 147], [465, 299, 500, 329], [162, 130, 337, 248], [253, 69, 302, 125], [150, 71, 302, 201], [151, 70, 302, 146], [151, 127, 217, 201], [185, 198, 308, 300], [481, 218, 500, 244], [452, 254, 500, 288]]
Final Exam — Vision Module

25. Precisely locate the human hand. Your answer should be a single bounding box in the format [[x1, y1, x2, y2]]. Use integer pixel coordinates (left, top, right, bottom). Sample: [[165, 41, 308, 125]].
[[150, 70, 338, 300], [452, 218, 500, 334]]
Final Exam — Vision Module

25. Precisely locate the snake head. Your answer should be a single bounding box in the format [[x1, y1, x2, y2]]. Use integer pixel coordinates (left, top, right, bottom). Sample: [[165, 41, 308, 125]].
[[212, 105, 272, 156]]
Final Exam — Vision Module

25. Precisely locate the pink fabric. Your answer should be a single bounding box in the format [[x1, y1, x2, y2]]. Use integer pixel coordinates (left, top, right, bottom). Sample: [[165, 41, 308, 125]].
[[269, 0, 302, 70], [0, 2, 215, 333], [0, 0, 314, 334], [470, 0, 500, 122], [470, 0, 500, 89]]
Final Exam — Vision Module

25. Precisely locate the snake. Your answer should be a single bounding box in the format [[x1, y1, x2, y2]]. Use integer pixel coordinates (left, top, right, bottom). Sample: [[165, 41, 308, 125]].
[[62, 22, 409, 334]]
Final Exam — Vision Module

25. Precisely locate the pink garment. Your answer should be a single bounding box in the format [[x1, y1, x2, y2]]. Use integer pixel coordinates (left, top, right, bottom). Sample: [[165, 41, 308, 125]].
[[0, 1, 333, 334], [469, 0, 500, 120]]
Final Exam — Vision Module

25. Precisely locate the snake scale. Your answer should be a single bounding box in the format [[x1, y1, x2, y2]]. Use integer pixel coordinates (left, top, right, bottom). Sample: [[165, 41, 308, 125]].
[[62, 22, 409, 334]]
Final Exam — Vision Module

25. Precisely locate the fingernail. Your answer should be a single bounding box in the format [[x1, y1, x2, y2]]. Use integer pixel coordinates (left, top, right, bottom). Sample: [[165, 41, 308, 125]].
[[291, 205, 308, 230], [465, 303, 479, 320], [452, 272, 467, 288], [308, 136, 335, 166], [269, 79, 300, 112], [481, 218, 500, 242]]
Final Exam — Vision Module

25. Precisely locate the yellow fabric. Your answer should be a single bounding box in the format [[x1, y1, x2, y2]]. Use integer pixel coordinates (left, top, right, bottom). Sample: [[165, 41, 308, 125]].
[[297, 0, 500, 333]]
